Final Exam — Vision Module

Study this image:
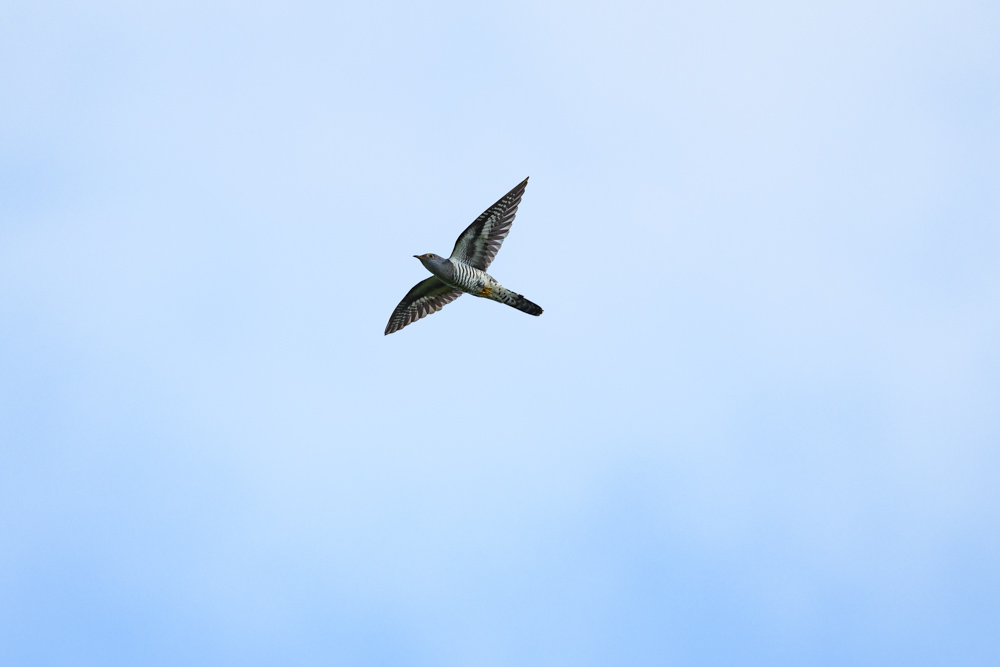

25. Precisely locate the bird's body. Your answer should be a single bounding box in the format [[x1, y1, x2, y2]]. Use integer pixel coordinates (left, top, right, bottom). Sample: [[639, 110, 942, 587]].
[[419, 255, 543, 316], [384, 177, 543, 335]]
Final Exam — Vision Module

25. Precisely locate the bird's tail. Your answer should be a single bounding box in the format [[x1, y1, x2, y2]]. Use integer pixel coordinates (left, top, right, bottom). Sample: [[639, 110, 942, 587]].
[[511, 294, 543, 316], [493, 287, 543, 316]]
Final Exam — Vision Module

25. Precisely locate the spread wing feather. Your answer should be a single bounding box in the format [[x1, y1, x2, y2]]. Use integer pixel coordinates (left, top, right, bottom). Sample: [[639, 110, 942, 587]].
[[449, 177, 528, 270], [384, 277, 463, 335]]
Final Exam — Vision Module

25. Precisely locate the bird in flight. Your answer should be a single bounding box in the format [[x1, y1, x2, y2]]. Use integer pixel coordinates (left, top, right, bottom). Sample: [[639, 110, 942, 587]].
[[384, 177, 543, 335]]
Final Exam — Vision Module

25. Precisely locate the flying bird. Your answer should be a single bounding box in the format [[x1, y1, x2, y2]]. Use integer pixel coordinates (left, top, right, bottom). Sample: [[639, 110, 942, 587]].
[[384, 177, 543, 335]]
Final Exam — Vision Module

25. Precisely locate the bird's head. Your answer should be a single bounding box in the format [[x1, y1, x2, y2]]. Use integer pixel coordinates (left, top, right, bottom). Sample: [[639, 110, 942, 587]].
[[414, 253, 445, 270]]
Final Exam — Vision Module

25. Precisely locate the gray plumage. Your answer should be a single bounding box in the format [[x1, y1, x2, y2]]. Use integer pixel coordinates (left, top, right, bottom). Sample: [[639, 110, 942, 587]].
[[384, 177, 543, 335]]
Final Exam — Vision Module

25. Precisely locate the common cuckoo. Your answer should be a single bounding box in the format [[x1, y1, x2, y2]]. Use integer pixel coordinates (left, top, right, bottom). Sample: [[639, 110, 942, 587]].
[[384, 177, 543, 335]]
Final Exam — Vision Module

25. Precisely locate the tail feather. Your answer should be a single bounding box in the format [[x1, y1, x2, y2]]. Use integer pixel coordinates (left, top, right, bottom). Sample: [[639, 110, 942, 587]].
[[489, 284, 543, 316], [508, 293, 543, 316]]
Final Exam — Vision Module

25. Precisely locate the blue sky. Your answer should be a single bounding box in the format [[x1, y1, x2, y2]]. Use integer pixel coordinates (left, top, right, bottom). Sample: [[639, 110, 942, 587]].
[[2, 1, 998, 664]]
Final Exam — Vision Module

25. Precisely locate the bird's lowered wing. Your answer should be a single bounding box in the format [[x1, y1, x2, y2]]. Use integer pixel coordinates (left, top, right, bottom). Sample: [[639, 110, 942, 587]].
[[449, 177, 528, 271], [384, 277, 463, 335]]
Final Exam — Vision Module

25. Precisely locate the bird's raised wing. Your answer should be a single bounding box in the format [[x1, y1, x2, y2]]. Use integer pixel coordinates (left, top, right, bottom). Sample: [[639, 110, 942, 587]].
[[449, 177, 528, 270], [384, 277, 463, 335]]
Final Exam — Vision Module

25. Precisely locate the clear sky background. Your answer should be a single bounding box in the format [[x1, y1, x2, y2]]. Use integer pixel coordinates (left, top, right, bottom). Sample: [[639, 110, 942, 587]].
[[2, 1, 998, 665]]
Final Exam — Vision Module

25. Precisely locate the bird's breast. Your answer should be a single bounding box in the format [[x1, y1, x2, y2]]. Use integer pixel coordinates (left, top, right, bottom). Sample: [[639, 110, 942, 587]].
[[448, 262, 498, 297]]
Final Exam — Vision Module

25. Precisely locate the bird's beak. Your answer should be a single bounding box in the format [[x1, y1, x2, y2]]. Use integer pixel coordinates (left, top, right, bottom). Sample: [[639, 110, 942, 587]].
[[413, 254, 421, 259]]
